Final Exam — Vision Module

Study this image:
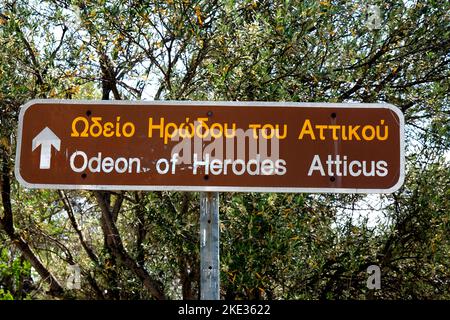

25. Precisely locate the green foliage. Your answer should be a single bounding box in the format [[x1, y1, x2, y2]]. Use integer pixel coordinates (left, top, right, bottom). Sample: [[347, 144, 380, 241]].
[[0, 289, 14, 300], [0, 247, 32, 300]]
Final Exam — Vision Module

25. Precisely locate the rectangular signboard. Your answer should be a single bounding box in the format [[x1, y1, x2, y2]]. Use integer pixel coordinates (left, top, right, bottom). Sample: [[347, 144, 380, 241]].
[[15, 100, 404, 193]]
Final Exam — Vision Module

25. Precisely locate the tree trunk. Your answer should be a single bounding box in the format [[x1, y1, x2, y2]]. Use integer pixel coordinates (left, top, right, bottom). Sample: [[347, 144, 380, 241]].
[[0, 145, 64, 297]]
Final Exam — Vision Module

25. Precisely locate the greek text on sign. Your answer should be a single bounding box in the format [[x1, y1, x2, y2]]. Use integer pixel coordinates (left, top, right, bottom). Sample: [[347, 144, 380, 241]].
[[15, 100, 404, 193]]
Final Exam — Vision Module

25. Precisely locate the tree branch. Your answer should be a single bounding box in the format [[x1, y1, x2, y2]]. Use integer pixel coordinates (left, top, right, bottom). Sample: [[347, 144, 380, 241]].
[[58, 191, 99, 265], [94, 191, 166, 299], [0, 145, 64, 297]]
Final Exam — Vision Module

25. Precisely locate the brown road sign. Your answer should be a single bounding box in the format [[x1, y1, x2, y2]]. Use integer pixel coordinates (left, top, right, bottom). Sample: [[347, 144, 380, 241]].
[[15, 100, 404, 193]]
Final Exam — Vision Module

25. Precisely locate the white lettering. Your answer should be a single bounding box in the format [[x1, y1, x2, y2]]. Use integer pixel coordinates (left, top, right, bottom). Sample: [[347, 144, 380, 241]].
[[69, 151, 141, 174], [70, 151, 88, 173], [308, 155, 325, 176], [308, 155, 390, 178], [156, 158, 169, 174]]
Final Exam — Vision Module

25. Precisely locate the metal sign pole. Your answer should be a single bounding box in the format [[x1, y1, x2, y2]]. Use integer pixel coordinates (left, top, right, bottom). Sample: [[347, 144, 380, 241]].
[[200, 192, 220, 300]]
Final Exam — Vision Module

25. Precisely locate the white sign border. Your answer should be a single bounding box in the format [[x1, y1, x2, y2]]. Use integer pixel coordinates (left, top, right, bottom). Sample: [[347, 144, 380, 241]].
[[15, 99, 405, 194]]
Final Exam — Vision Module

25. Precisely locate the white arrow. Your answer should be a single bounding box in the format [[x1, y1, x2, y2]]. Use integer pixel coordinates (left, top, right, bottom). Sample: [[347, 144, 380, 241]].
[[32, 127, 61, 169]]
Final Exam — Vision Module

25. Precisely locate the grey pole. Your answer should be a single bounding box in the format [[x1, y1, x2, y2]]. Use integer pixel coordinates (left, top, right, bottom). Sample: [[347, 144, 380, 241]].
[[200, 192, 220, 300]]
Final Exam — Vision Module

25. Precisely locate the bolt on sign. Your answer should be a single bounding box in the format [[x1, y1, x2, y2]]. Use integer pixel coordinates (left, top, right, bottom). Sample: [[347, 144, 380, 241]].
[[15, 100, 404, 193]]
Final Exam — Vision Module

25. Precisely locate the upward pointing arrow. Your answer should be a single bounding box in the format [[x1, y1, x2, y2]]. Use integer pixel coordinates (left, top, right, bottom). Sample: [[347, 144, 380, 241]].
[[32, 127, 61, 169]]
